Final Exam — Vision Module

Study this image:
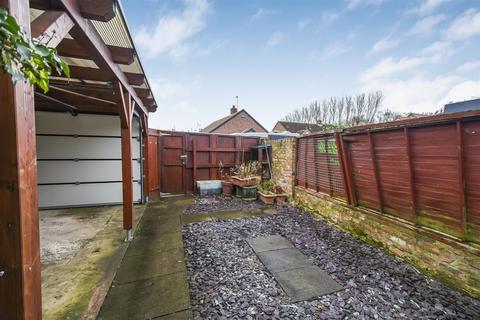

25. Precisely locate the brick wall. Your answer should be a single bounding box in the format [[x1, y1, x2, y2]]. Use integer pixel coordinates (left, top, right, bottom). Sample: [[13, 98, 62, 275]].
[[269, 138, 296, 196], [213, 112, 266, 134], [294, 187, 480, 298]]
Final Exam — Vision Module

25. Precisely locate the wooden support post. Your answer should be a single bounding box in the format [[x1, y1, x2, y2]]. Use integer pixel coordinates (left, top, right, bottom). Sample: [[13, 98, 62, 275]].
[[404, 127, 417, 224], [0, 1, 42, 319], [193, 140, 197, 194], [368, 132, 383, 212], [115, 81, 134, 238], [339, 135, 357, 206], [141, 114, 148, 202], [456, 121, 467, 240], [209, 135, 217, 179]]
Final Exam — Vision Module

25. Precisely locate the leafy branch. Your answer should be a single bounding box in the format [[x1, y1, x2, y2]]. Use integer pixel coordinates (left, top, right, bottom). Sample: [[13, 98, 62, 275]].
[[0, 8, 70, 92]]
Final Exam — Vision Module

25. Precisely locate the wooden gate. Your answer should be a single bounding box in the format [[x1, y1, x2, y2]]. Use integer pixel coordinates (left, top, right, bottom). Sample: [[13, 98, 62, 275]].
[[147, 130, 260, 196]]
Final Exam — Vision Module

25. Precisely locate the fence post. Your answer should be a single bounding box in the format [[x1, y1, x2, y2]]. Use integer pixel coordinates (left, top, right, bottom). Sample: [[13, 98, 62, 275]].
[[337, 133, 357, 206], [314, 138, 320, 192], [368, 132, 383, 212], [456, 121, 467, 240], [209, 135, 217, 179], [193, 140, 197, 194], [404, 127, 418, 224], [325, 139, 333, 196], [295, 137, 300, 186]]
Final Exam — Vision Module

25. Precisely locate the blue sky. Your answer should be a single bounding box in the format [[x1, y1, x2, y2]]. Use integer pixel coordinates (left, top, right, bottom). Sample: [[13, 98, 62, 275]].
[[122, 0, 480, 131]]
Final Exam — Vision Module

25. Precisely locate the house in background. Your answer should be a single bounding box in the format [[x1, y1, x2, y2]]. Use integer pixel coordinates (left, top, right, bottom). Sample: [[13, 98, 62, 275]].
[[444, 98, 480, 113], [272, 121, 323, 135], [201, 105, 268, 134]]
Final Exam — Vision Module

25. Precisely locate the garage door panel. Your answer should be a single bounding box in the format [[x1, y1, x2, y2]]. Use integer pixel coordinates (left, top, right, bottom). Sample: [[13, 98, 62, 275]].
[[37, 160, 141, 183], [37, 136, 141, 159], [38, 182, 142, 208]]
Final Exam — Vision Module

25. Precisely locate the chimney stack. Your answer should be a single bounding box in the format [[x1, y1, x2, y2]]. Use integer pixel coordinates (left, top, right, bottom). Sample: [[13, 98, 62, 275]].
[[230, 105, 238, 114]]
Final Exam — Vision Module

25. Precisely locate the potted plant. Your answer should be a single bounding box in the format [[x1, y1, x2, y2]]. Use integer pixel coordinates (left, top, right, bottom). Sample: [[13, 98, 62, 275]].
[[274, 185, 288, 205], [258, 179, 288, 205], [218, 161, 234, 196], [231, 161, 261, 187], [258, 179, 276, 204]]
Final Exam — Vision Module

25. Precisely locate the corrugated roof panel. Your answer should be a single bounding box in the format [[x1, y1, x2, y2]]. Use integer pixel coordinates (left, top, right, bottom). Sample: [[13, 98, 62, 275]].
[[91, 5, 132, 48]]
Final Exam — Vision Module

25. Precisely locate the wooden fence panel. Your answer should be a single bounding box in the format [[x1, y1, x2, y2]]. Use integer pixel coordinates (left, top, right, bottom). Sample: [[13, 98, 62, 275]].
[[462, 120, 480, 243], [295, 113, 480, 244], [410, 123, 463, 238], [295, 135, 346, 198], [147, 130, 260, 195]]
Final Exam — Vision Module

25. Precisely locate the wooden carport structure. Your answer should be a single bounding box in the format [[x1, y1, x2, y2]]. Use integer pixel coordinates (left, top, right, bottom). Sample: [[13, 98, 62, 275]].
[[0, 0, 157, 318]]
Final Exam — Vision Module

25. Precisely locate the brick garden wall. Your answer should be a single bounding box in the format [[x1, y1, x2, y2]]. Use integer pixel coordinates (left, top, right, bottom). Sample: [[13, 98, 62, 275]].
[[269, 138, 296, 197], [294, 187, 480, 298]]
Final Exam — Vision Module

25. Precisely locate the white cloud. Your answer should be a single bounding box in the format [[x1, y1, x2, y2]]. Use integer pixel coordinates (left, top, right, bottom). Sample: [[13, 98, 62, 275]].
[[420, 40, 455, 62], [360, 57, 425, 82], [345, 0, 384, 10], [266, 32, 286, 47], [369, 37, 399, 54], [134, 0, 211, 60], [298, 18, 310, 30], [410, 0, 452, 16], [320, 11, 341, 25], [250, 8, 274, 23], [456, 60, 480, 73], [362, 75, 459, 112], [408, 14, 447, 36], [150, 78, 185, 100], [444, 8, 480, 41], [319, 43, 352, 61], [443, 80, 480, 103]]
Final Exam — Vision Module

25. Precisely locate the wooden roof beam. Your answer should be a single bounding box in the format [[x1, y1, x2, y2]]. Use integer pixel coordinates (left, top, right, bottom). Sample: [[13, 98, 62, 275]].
[[57, 38, 135, 65], [57, 0, 148, 114], [31, 10, 74, 47], [67, 65, 145, 86], [134, 87, 151, 98], [30, 0, 115, 22]]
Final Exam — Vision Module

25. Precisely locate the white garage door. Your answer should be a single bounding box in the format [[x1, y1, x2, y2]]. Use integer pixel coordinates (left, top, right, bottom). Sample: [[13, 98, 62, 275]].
[[36, 111, 143, 209]]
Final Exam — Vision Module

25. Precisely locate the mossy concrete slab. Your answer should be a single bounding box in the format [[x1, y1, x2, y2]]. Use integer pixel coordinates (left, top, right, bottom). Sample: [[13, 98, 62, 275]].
[[257, 248, 311, 272], [98, 272, 190, 320], [155, 309, 192, 319], [114, 247, 186, 285], [274, 266, 343, 302], [247, 235, 294, 253], [181, 213, 212, 224], [126, 231, 184, 257]]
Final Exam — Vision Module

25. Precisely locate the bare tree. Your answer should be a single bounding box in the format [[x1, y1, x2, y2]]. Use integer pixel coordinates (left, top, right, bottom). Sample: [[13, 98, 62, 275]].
[[284, 91, 385, 127]]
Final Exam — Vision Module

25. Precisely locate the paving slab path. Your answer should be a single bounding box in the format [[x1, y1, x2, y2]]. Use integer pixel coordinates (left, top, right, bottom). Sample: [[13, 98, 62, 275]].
[[98, 196, 194, 320], [248, 235, 343, 302]]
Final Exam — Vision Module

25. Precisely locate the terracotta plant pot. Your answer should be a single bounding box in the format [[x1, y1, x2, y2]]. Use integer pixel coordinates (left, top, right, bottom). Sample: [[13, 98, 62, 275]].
[[276, 194, 287, 205], [258, 191, 276, 204], [231, 175, 261, 187], [221, 181, 234, 196]]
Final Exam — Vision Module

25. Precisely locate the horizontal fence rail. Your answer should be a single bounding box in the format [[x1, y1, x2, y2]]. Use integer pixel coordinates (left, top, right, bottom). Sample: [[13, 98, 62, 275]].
[[295, 113, 480, 245]]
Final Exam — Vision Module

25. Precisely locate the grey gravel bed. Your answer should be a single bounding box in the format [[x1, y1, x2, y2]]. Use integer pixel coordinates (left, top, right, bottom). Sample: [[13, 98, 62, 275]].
[[182, 205, 480, 319], [183, 195, 263, 214]]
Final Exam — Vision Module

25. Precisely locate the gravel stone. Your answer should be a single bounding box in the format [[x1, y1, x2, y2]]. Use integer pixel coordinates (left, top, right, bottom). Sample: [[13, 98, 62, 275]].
[[182, 201, 480, 319], [183, 195, 263, 215]]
